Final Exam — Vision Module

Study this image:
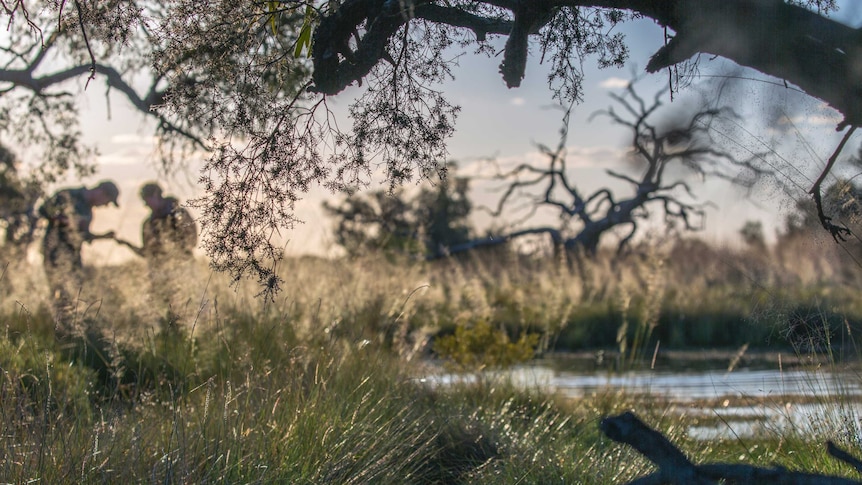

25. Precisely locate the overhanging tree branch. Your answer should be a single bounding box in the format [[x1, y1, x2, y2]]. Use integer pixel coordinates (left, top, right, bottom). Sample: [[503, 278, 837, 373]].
[[0, 61, 206, 150], [311, 0, 862, 129], [809, 125, 858, 241]]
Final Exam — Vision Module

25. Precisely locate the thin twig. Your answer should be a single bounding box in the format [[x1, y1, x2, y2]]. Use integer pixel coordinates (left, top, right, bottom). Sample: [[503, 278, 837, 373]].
[[72, 0, 96, 89], [809, 126, 858, 241]]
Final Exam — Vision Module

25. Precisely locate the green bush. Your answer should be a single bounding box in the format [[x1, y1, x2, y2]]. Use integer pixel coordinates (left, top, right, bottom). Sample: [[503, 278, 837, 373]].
[[434, 318, 540, 373]]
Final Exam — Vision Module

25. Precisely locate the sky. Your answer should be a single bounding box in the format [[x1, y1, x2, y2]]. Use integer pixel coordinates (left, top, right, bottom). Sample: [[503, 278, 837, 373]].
[[38, 2, 862, 262]]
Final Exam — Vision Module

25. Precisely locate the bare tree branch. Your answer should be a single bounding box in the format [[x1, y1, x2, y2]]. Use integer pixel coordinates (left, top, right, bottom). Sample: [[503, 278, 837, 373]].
[[809, 125, 858, 241], [464, 80, 764, 257], [602, 411, 862, 484]]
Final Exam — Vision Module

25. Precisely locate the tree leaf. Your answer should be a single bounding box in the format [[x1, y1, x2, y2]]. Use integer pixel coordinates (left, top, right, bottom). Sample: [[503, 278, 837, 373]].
[[294, 5, 315, 58], [268, 1, 279, 36]]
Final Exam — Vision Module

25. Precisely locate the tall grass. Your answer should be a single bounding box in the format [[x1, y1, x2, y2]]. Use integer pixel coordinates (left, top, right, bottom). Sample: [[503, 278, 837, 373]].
[[0, 301, 657, 483], [1, 234, 862, 482]]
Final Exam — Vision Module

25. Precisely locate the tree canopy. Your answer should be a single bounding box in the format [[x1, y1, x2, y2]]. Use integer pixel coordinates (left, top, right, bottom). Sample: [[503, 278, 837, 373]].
[[1, 0, 857, 293]]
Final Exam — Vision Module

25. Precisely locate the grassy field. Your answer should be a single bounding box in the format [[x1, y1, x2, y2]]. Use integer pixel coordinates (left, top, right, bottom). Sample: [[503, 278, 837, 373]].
[[1, 234, 862, 483]]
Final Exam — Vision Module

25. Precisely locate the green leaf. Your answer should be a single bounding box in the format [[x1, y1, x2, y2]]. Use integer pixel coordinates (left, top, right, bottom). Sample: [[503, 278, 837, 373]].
[[268, 1, 279, 36], [294, 5, 315, 58]]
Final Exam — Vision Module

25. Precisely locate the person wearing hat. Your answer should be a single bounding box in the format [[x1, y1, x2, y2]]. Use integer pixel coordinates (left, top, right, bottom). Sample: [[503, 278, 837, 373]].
[[39, 180, 119, 330], [137, 183, 197, 262], [116, 182, 197, 312]]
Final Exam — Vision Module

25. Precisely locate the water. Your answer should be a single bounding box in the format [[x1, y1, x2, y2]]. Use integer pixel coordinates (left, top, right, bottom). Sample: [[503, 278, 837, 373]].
[[551, 367, 862, 400], [426, 361, 862, 401], [545, 364, 862, 440], [423, 356, 862, 440]]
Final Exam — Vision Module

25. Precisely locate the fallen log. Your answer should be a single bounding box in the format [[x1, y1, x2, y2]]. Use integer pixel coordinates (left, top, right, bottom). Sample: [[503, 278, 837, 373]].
[[600, 411, 862, 484]]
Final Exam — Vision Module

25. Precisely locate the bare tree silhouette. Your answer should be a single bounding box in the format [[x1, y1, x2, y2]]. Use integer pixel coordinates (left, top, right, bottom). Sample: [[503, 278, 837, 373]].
[[451, 82, 766, 257]]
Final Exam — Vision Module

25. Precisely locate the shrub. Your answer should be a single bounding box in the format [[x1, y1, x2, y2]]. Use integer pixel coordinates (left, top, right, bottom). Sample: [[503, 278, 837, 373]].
[[433, 318, 540, 373]]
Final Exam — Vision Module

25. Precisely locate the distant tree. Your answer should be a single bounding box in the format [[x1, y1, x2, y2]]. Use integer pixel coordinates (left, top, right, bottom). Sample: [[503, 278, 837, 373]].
[[453, 82, 765, 257], [739, 220, 767, 253], [324, 188, 420, 256], [413, 173, 473, 258], [324, 165, 473, 257]]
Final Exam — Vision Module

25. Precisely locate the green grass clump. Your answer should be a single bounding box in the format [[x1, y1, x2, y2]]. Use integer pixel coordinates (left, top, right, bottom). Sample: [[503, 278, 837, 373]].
[[0, 317, 636, 483]]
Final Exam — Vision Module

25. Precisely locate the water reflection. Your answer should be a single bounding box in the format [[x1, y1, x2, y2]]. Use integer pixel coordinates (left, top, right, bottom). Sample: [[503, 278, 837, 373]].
[[424, 359, 862, 440], [548, 366, 862, 440], [426, 364, 862, 400], [552, 368, 862, 401]]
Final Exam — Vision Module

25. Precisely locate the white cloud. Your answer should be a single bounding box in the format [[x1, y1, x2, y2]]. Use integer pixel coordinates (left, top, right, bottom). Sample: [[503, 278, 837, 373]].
[[599, 77, 630, 89], [777, 113, 843, 126], [459, 144, 627, 177], [109, 133, 156, 145], [772, 100, 843, 128], [510, 97, 526, 106], [565, 145, 628, 167], [97, 147, 152, 166]]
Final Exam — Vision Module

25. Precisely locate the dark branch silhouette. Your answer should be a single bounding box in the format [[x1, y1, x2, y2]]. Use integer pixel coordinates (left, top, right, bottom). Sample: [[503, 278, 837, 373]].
[[456, 81, 766, 257], [602, 411, 862, 484], [809, 126, 858, 242], [311, 1, 860, 127]]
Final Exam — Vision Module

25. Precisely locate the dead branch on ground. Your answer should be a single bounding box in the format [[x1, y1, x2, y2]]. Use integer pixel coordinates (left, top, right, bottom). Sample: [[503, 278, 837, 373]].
[[601, 411, 862, 484]]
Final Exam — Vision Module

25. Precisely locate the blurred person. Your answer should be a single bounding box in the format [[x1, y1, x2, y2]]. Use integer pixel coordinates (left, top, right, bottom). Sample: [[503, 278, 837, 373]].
[[0, 144, 40, 297], [117, 182, 197, 314], [39, 180, 119, 332], [138, 182, 197, 262]]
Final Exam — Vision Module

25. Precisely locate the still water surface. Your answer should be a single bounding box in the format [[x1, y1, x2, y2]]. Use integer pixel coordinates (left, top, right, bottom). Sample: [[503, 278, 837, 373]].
[[425, 356, 862, 440], [550, 367, 862, 400]]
